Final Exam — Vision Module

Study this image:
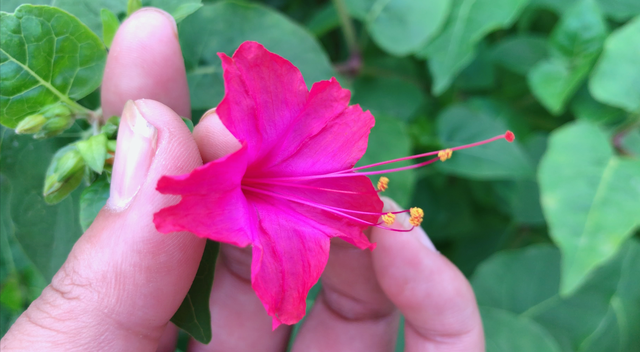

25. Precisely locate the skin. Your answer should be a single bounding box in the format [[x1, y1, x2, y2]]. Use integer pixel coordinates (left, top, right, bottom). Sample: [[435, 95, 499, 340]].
[[0, 8, 484, 352]]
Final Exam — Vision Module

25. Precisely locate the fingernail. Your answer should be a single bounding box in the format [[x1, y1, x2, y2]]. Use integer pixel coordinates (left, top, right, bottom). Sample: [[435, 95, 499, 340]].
[[200, 108, 218, 123], [137, 8, 178, 36], [381, 197, 437, 252], [108, 100, 157, 210]]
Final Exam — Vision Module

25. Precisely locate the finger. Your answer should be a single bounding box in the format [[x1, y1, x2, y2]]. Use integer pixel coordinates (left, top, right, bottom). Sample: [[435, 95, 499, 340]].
[[101, 8, 190, 119], [187, 110, 291, 352], [1, 100, 205, 351], [157, 323, 179, 352], [372, 198, 484, 352], [291, 236, 399, 352]]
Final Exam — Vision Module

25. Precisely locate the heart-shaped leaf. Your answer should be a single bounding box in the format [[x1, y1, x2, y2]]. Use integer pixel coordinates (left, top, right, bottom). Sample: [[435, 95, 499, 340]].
[[364, 0, 452, 56], [179, 1, 336, 111], [528, 0, 608, 115], [0, 5, 106, 128], [539, 121, 640, 295], [417, 0, 529, 95], [589, 16, 640, 113], [171, 240, 219, 344]]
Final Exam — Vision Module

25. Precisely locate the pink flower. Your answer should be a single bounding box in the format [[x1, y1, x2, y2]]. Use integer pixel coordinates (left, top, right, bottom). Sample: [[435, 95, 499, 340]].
[[153, 41, 514, 329]]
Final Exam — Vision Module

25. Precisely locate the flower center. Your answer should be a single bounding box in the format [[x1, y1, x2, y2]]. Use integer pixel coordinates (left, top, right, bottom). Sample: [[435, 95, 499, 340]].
[[242, 131, 515, 232]]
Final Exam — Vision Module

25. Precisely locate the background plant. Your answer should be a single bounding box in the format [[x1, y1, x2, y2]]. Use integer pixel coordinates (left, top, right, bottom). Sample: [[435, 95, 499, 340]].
[[1, 0, 639, 350]]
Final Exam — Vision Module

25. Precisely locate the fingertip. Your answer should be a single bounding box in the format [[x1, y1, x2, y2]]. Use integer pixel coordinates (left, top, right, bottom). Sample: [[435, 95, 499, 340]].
[[370, 209, 481, 340], [102, 8, 189, 118], [193, 109, 242, 162]]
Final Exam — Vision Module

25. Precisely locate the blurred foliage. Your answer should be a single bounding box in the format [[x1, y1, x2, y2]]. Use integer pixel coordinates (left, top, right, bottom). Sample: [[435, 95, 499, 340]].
[[1, 0, 640, 349]]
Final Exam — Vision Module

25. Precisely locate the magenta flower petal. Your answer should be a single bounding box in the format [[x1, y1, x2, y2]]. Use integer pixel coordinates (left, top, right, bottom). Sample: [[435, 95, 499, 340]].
[[154, 144, 254, 247], [217, 42, 308, 165], [249, 196, 332, 329]]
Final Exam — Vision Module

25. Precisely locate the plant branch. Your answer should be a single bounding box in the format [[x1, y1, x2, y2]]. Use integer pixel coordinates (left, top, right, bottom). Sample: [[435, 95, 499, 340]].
[[333, 0, 359, 57]]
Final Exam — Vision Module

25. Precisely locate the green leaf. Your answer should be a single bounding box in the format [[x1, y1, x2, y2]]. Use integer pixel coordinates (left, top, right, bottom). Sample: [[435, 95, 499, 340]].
[[181, 117, 194, 133], [0, 0, 50, 13], [365, 0, 452, 56], [570, 85, 627, 126], [454, 42, 496, 90], [0, 5, 106, 128], [411, 176, 477, 241], [530, 0, 578, 14], [589, 16, 640, 113], [0, 274, 22, 311], [79, 176, 109, 231], [76, 133, 107, 174], [481, 306, 563, 352], [169, 2, 203, 23], [357, 114, 415, 207], [527, 0, 608, 115], [435, 100, 535, 180], [418, 0, 529, 95], [351, 76, 423, 122], [538, 121, 640, 295], [491, 34, 548, 75], [127, 0, 142, 15], [473, 245, 561, 314], [52, 0, 128, 39], [179, 1, 337, 111], [171, 240, 218, 344], [142, 0, 203, 23], [0, 128, 83, 281], [100, 8, 120, 48], [596, 0, 640, 21], [305, 3, 339, 37], [493, 180, 546, 225], [344, 0, 375, 20], [622, 128, 640, 157], [473, 241, 640, 352]]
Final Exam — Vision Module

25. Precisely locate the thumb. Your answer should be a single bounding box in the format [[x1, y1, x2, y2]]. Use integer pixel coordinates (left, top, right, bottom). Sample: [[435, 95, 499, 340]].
[[2, 100, 205, 351]]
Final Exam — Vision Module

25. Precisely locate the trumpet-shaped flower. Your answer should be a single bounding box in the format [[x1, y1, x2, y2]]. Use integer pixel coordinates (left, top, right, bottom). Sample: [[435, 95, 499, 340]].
[[153, 41, 514, 329]]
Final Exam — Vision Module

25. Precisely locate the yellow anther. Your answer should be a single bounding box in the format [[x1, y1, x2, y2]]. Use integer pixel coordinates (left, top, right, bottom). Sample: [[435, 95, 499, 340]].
[[377, 176, 389, 192], [438, 148, 453, 162], [381, 212, 395, 225], [409, 207, 424, 227]]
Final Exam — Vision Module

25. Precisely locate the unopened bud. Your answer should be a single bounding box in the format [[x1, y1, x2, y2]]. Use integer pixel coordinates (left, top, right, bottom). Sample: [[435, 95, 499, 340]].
[[41, 103, 72, 119], [15, 114, 46, 134], [43, 146, 86, 204], [34, 116, 74, 139], [101, 116, 120, 138]]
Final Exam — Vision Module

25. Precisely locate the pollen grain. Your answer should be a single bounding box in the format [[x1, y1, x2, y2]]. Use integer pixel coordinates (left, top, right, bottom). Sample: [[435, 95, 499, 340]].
[[409, 207, 424, 227], [438, 149, 453, 162], [377, 177, 389, 192], [381, 212, 395, 225]]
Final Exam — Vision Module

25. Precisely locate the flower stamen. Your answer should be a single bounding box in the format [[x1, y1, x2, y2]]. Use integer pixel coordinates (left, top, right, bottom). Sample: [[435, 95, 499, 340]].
[[381, 212, 395, 225], [438, 149, 452, 162], [409, 207, 424, 227], [377, 177, 389, 192]]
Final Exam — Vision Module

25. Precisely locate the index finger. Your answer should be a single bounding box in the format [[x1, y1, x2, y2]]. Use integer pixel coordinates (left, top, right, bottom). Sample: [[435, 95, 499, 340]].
[[101, 8, 191, 118], [371, 198, 485, 351]]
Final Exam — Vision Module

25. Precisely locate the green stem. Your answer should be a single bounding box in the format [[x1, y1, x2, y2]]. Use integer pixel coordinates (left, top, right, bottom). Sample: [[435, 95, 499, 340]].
[[333, 0, 359, 56]]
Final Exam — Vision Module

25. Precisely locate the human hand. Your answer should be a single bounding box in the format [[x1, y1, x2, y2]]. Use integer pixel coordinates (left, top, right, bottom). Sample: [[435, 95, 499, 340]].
[[0, 8, 484, 352]]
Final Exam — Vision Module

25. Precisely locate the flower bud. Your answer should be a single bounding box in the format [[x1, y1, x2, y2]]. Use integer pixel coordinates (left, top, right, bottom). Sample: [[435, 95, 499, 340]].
[[34, 116, 75, 139], [31, 103, 75, 139], [101, 116, 120, 139], [43, 145, 86, 204], [15, 114, 47, 134], [41, 103, 72, 119]]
